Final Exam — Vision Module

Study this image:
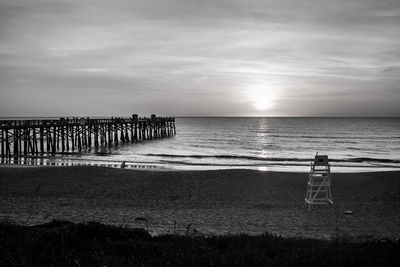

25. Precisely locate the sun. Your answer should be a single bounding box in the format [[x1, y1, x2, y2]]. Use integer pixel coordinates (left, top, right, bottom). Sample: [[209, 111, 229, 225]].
[[246, 84, 277, 111]]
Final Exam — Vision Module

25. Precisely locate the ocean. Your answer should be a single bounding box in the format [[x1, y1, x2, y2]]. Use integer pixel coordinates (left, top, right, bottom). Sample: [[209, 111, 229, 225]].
[[11, 117, 399, 172]]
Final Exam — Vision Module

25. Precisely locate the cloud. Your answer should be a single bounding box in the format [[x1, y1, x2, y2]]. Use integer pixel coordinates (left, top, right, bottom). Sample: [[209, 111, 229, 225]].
[[0, 0, 399, 116]]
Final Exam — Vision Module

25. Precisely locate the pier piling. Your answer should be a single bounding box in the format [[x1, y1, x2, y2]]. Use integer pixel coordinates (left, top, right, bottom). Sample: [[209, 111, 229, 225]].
[[0, 115, 176, 162]]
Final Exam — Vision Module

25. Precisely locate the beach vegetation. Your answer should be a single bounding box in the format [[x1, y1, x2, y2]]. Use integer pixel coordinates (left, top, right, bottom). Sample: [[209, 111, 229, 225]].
[[1, 220, 399, 267]]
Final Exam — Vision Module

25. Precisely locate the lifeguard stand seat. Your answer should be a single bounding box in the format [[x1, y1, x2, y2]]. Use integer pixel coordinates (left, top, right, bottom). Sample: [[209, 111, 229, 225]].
[[305, 154, 333, 211]]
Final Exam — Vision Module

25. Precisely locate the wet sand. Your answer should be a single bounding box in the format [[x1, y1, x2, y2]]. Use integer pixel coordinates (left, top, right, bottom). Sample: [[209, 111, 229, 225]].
[[0, 166, 399, 239]]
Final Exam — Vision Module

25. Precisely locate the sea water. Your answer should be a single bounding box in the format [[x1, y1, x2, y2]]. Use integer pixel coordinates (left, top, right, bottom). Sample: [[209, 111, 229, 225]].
[[34, 117, 400, 172]]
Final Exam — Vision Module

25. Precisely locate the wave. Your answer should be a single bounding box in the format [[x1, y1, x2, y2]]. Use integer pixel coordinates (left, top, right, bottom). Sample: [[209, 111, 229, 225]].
[[144, 153, 400, 164], [157, 159, 399, 169], [262, 135, 400, 140], [346, 157, 400, 164]]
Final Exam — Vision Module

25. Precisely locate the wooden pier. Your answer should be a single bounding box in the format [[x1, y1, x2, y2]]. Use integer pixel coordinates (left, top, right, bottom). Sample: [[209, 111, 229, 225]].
[[0, 115, 176, 160]]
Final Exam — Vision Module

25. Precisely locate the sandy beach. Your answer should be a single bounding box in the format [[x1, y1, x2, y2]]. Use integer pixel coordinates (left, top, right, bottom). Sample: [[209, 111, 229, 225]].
[[0, 166, 399, 240]]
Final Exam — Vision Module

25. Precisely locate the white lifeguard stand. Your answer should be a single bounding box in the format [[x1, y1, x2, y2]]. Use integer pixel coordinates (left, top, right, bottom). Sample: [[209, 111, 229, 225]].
[[305, 153, 333, 211]]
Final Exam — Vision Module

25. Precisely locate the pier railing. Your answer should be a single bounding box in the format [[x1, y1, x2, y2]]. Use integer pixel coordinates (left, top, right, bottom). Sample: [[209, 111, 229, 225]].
[[0, 115, 176, 158]]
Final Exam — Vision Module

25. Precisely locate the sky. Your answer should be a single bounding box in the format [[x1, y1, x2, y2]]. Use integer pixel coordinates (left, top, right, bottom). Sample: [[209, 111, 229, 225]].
[[0, 0, 400, 117]]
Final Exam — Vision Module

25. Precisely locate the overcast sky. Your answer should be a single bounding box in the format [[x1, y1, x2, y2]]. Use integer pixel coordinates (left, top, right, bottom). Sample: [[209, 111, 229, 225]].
[[0, 0, 399, 117]]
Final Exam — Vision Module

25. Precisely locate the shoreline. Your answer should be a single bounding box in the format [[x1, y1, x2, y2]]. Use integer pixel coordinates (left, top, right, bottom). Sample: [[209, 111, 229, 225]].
[[1, 166, 400, 240], [1, 158, 400, 173], [1, 163, 400, 173]]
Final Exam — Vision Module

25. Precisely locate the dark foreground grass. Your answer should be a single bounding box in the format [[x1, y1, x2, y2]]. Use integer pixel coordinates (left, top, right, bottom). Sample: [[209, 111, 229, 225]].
[[1, 221, 399, 267]]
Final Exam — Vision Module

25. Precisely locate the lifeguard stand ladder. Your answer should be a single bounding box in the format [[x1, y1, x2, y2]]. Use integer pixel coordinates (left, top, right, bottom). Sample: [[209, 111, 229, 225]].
[[305, 154, 333, 211]]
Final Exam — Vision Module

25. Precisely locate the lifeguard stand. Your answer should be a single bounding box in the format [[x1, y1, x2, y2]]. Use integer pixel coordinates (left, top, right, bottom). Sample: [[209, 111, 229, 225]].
[[305, 154, 333, 211]]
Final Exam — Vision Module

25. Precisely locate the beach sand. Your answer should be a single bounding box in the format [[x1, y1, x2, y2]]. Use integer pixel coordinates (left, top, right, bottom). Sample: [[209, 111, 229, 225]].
[[0, 166, 399, 239]]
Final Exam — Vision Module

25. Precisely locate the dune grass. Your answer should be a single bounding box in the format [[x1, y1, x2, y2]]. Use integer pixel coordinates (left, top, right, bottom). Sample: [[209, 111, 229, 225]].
[[1, 220, 399, 267]]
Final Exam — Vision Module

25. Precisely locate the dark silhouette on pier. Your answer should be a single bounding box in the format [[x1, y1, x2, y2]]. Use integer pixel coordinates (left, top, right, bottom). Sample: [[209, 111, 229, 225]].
[[0, 114, 176, 161]]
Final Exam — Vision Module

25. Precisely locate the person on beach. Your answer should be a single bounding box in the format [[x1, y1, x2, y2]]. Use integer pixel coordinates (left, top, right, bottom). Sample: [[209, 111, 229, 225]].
[[121, 161, 126, 169]]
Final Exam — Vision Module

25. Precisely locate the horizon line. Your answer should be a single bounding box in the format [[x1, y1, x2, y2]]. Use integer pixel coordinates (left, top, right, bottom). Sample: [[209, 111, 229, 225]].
[[0, 115, 399, 119]]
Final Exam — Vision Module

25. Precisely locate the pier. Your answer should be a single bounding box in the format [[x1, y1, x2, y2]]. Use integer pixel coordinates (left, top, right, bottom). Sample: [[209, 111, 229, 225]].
[[0, 115, 176, 160]]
